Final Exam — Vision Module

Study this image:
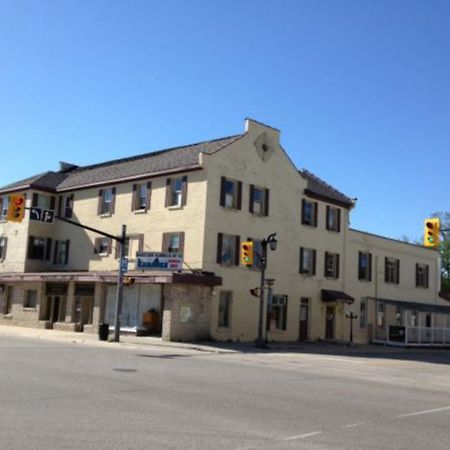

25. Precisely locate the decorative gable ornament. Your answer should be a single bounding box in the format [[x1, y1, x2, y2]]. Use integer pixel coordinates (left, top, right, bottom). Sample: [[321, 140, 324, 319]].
[[254, 132, 275, 161]]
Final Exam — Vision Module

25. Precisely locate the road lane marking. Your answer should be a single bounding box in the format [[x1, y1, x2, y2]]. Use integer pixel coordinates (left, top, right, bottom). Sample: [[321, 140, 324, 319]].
[[283, 431, 323, 441], [396, 405, 450, 418], [344, 422, 365, 428]]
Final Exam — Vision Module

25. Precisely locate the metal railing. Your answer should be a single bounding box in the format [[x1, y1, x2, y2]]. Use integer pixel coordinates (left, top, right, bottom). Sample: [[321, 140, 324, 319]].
[[386, 325, 450, 346]]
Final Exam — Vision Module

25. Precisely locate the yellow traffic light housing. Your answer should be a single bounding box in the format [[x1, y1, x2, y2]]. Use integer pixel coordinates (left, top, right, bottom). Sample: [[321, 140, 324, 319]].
[[7, 194, 26, 222], [424, 218, 440, 248], [240, 241, 254, 266]]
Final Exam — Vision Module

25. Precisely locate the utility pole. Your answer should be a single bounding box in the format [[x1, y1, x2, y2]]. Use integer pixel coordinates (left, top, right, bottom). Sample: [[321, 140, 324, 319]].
[[255, 233, 277, 349], [113, 224, 127, 342]]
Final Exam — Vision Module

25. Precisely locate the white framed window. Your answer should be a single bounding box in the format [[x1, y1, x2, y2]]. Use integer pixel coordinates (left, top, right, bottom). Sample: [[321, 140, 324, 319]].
[[64, 194, 74, 218], [0, 237, 7, 261], [326, 205, 341, 232], [299, 247, 316, 275], [132, 182, 151, 211], [0, 196, 9, 220], [54, 240, 70, 265], [218, 291, 232, 328], [217, 233, 239, 266], [385, 257, 400, 284], [416, 263, 429, 288], [269, 295, 288, 331], [249, 185, 269, 216], [358, 252, 372, 281], [28, 236, 51, 261], [301, 199, 317, 226], [360, 298, 367, 328], [166, 177, 187, 207], [220, 177, 242, 210], [324, 252, 340, 279], [95, 237, 112, 255], [24, 290, 38, 309], [162, 232, 184, 254]]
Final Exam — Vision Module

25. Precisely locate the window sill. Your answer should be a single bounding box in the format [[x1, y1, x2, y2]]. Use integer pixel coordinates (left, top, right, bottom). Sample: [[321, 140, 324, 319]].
[[216, 326, 231, 331], [1, 314, 12, 319], [98, 252, 110, 257], [358, 278, 372, 283], [167, 204, 184, 211], [99, 213, 112, 218], [23, 307, 37, 312], [133, 209, 148, 215]]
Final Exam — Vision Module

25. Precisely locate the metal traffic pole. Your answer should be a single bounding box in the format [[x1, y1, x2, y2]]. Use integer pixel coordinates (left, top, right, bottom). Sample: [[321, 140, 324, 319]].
[[113, 224, 127, 342]]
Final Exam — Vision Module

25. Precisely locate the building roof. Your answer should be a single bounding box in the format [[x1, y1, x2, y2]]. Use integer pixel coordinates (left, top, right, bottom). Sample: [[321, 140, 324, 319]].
[[0, 171, 70, 194], [57, 135, 243, 191], [299, 169, 355, 208]]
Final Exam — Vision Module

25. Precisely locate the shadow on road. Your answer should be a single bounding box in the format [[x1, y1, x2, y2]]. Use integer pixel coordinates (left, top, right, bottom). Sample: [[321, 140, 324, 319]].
[[183, 340, 450, 365]]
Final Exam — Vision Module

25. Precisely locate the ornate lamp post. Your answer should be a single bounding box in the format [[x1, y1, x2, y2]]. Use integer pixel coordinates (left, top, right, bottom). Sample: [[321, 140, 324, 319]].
[[255, 233, 277, 348]]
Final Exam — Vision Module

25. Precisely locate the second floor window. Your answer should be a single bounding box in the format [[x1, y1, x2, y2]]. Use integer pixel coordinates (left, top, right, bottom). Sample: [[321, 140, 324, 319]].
[[249, 185, 269, 216], [301, 199, 318, 227], [216, 233, 240, 266], [358, 252, 372, 281], [416, 263, 429, 288], [166, 176, 187, 207], [98, 188, 116, 216], [115, 234, 144, 260], [299, 247, 316, 275], [132, 182, 151, 211], [324, 252, 340, 279], [63, 194, 74, 218], [162, 232, 185, 254], [94, 237, 112, 255], [0, 196, 9, 220], [53, 240, 70, 265], [28, 236, 52, 261], [220, 177, 242, 210], [0, 237, 7, 261], [385, 257, 400, 284], [326, 205, 341, 232]]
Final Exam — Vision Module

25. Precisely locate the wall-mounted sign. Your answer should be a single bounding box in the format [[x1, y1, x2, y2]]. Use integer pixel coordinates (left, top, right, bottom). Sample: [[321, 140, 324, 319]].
[[30, 207, 55, 223], [135, 252, 183, 271]]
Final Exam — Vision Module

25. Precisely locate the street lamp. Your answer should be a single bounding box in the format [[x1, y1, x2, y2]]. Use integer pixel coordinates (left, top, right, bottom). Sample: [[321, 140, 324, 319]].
[[345, 311, 358, 346], [255, 233, 277, 348]]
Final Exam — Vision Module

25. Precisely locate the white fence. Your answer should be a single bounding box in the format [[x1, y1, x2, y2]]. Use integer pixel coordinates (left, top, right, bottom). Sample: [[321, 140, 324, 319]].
[[386, 326, 450, 346]]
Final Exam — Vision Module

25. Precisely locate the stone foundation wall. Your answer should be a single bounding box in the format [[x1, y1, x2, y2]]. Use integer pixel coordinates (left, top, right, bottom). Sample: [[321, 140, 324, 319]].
[[162, 284, 213, 342]]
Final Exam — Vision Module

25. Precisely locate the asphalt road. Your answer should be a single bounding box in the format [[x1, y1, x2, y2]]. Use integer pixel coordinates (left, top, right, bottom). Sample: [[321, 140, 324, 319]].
[[1, 335, 450, 449]]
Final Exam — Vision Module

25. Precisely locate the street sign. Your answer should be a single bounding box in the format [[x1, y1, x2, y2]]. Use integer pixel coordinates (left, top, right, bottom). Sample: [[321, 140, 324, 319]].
[[136, 252, 183, 271], [30, 207, 55, 223], [120, 257, 129, 273]]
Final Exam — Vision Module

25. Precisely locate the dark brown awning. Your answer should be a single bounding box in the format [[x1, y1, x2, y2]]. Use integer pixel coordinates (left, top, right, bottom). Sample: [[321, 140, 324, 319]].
[[321, 289, 354, 304]]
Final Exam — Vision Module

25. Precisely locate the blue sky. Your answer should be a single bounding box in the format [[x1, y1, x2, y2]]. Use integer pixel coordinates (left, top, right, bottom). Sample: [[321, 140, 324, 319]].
[[0, 0, 449, 241]]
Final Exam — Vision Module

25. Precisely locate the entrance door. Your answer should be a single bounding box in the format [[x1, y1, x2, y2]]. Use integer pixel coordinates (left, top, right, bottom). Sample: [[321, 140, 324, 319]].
[[325, 306, 335, 339], [51, 296, 61, 323], [299, 298, 309, 341]]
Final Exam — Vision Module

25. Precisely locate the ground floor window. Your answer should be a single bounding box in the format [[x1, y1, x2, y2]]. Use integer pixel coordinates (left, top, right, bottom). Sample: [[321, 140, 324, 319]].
[[270, 295, 288, 331], [359, 298, 367, 328], [376, 301, 385, 328], [24, 290, 37, 308], [218, 291, 232, 328]]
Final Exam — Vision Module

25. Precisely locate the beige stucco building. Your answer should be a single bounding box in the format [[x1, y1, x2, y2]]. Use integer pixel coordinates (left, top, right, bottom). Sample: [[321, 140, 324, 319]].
[[1, 118, 449, 344]]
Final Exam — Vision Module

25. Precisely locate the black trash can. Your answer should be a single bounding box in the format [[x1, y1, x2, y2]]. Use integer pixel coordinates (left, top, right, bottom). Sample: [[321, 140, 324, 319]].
[[98, 323, 109, 341]]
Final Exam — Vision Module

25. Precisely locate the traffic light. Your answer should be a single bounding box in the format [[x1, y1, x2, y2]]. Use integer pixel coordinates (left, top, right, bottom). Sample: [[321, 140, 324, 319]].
[[7, 194, 26, 222], [424, 218, 440, 248], [240, 241, 254, 266]]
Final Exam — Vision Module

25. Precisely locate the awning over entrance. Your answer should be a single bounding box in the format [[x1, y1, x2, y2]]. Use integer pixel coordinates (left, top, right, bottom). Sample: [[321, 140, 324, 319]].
[[321, 289, 354, 304], [368, 297, 450, 314]]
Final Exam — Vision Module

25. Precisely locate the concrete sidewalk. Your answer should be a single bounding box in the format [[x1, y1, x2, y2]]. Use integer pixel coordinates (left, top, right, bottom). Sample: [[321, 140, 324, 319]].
[[1, 324, 448, 361]]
